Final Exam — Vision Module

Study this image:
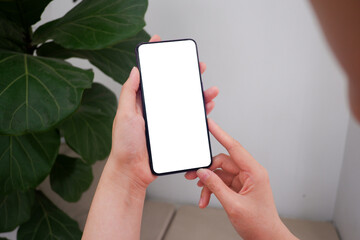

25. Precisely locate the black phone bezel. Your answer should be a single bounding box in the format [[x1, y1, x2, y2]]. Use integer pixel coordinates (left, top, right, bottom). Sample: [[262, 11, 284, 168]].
[[135, 38, 213, 176]]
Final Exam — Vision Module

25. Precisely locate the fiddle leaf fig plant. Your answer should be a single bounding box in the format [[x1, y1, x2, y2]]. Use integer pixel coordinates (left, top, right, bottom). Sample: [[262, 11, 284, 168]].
[[0, 0, 150, 238]]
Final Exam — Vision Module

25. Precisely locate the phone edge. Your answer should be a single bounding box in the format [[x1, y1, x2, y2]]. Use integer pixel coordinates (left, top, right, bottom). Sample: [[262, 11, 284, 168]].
[[135, 38, 213, 176]]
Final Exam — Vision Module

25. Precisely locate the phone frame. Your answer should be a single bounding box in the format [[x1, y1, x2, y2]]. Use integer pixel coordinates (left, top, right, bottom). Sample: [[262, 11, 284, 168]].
[[135, 38, 213, 176]]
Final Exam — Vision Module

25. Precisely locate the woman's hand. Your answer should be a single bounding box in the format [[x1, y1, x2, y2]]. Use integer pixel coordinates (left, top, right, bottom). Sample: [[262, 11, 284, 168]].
[[185, 119, 298, 240], [106, 35, 219, 191], [83, 35, 219, 240]]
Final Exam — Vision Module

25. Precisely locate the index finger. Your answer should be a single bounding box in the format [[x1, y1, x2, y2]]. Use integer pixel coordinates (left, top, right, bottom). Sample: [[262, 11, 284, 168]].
[[207, 118, 259, 172]]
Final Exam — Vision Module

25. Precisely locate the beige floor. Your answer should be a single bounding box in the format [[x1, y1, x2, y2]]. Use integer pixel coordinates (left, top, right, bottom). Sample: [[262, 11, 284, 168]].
[[141, 202, 339, 240]]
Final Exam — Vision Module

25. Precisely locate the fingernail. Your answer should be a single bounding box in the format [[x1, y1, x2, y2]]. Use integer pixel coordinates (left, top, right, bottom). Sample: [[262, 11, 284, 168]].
[[197, 169, 210, 181], [129, 66, 137, 78], [199, 197, 203, 207]]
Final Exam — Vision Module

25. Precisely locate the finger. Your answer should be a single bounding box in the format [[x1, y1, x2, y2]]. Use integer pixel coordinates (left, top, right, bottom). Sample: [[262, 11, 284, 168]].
[[185, 171, 197, 180], [149, 35, 161, 42], [205, 101, 215, 114], [203, 86, 219, 104], [196, 169, 235, 208], [199, 170, 242, 192], [210, 153, 239, 175], [213, 169, 234, 187], [194, 153, 239, 183], [195, 152, 239, 187], [207, 118, 240, 154], [232, 176, 243, 193], [185, 152, 232, 180], [199, 169, 236, 188], [200, 62, 206, 74], [118, 67, 140, 114], [209, 153, 230, 170], [199, 186, 212, 208], [208, 118, 258, 172]]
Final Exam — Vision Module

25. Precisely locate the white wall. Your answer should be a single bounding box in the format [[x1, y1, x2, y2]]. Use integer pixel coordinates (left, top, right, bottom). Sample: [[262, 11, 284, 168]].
[[34, 0, 350, 221], [144, 0, 350, 221], [333, 117, 360, 240]]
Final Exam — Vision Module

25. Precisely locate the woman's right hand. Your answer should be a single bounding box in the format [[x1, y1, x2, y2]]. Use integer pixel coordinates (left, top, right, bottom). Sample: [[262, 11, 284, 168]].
[[185, 119, 298, 240]]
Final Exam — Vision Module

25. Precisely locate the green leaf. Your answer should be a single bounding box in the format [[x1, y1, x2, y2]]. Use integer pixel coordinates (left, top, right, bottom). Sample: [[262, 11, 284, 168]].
[[37, 30, 150, 84], [60, 83, 117, 164], [0, 17, 26, 52], [0, 190, 35, 232], [0, 0, 53, 28], [50, 154, 93, 202], [17, 191, 82, 240], [0, 130, 60, 194], [0, 50, 93, 135], [33, 0, 148, 50]]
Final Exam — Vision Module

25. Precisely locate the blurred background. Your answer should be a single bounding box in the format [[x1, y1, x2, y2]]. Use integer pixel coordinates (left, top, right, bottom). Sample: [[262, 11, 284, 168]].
[[2, 0, 359, 239]]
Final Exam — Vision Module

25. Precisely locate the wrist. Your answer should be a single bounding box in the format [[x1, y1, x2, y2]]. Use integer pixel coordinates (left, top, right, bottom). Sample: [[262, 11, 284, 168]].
[[102, 156, 148, 198], [267, 219, 298, 240], [245, 217, 297, 240]]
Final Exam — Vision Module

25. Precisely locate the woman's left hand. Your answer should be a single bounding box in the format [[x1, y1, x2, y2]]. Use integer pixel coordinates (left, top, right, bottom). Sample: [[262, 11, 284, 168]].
[[106, 35, 219, 190]]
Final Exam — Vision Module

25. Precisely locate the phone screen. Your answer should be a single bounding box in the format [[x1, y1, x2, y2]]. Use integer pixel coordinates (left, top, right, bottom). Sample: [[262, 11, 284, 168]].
[[136, 39, 212, 175]]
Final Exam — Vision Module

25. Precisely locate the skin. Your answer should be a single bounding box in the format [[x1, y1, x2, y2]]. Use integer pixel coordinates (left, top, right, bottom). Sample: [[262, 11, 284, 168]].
[[185, 119, 297, 239], [82, 36, 219, 240], [84, 1, 360, 238]]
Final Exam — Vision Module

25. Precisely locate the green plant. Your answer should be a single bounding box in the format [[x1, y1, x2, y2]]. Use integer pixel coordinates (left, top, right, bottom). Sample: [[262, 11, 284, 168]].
[[0, 0, 150, 238]]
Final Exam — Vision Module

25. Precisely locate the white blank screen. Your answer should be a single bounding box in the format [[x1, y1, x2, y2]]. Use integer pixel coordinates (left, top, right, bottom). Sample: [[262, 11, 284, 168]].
[[137, 40, 212, 174]]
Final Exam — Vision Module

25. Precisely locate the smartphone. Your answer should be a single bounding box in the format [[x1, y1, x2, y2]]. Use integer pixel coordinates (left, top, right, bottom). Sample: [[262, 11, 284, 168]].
[[136, 39, 212, 175]]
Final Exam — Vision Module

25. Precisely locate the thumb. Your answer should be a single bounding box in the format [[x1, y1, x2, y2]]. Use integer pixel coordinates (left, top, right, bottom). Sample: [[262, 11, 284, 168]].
[[197, 169, 235, 208], [118, 67, 140, 113]]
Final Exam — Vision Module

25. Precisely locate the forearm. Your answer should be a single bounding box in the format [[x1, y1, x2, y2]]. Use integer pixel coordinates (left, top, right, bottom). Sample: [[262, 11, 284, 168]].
[[82, 157, 146, 240], [243, 217, 298, 240]]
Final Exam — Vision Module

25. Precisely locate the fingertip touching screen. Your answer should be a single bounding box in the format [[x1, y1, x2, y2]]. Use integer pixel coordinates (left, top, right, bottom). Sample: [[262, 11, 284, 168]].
[[137, 39, 212, 175]]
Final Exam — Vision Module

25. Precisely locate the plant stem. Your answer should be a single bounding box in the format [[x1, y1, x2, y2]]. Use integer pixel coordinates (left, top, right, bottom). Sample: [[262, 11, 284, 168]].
[[25, 27, 35, 55], [15, 0, 35, 55]]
